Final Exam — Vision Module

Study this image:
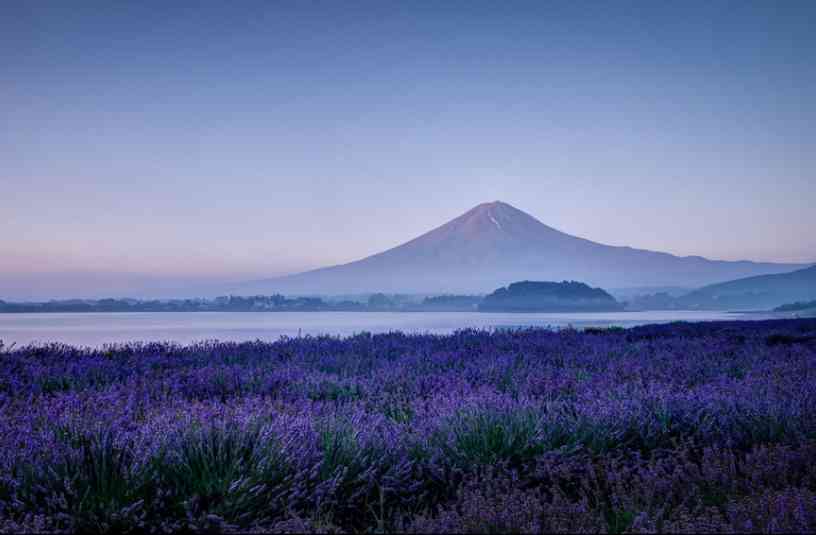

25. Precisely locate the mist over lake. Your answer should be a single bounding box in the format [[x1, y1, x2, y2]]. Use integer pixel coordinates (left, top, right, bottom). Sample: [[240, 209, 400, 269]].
[[0, 310, 758, 347]]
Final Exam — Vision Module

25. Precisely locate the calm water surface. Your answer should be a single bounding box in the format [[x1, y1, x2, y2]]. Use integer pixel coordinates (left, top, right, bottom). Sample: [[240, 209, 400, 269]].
[[0, 311, 766, 347]]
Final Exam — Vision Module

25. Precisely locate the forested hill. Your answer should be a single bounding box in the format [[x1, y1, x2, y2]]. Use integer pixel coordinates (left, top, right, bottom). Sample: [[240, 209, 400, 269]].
[[479, 280, 623, 312]]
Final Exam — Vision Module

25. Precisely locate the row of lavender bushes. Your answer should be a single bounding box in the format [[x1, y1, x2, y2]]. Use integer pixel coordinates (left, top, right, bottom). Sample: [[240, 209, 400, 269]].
[[1, 319, 815, 533]]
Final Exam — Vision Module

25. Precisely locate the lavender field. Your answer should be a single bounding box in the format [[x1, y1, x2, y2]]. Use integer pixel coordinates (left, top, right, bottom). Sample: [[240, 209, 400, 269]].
[[2, 319, 816, 533]]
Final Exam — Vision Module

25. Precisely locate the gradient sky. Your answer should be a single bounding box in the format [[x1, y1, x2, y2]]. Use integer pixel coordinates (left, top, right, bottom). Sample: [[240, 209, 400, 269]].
[[2, 1, 815, 299]]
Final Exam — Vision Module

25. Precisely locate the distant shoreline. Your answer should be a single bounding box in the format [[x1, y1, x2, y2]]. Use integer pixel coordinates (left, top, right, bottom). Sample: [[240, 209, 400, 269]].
[[0, 308, 779, 315]]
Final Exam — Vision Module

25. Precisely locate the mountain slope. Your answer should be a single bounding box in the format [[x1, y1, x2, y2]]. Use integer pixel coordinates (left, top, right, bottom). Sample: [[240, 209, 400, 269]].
[[238, 201, 806, 295], [677, 265, 816, 310]]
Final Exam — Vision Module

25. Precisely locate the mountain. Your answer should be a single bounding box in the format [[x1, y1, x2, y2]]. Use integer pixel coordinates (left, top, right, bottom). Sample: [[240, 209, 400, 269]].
[[677, 265, 816, 310], [238, 201, 807, 295], [479, 280, 623, 312]]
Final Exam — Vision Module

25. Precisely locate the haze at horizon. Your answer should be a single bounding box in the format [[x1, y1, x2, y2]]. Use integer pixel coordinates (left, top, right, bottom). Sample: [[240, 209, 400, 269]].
[[2, 1, 814, 299]]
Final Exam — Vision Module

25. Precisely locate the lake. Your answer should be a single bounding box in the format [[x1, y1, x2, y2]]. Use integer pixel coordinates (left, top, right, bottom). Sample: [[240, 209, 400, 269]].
[[0, 310, 769, 347]]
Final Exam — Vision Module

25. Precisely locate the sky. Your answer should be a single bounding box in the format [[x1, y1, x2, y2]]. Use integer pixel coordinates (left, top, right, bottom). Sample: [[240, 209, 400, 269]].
[[1, 1, 815, 299]]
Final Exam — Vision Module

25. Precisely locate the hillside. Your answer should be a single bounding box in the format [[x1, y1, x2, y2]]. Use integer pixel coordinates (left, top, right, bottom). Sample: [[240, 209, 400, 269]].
[[776, 300, 816, 313], [678, 265, 816, 310], [237, 201, 805, 295]]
